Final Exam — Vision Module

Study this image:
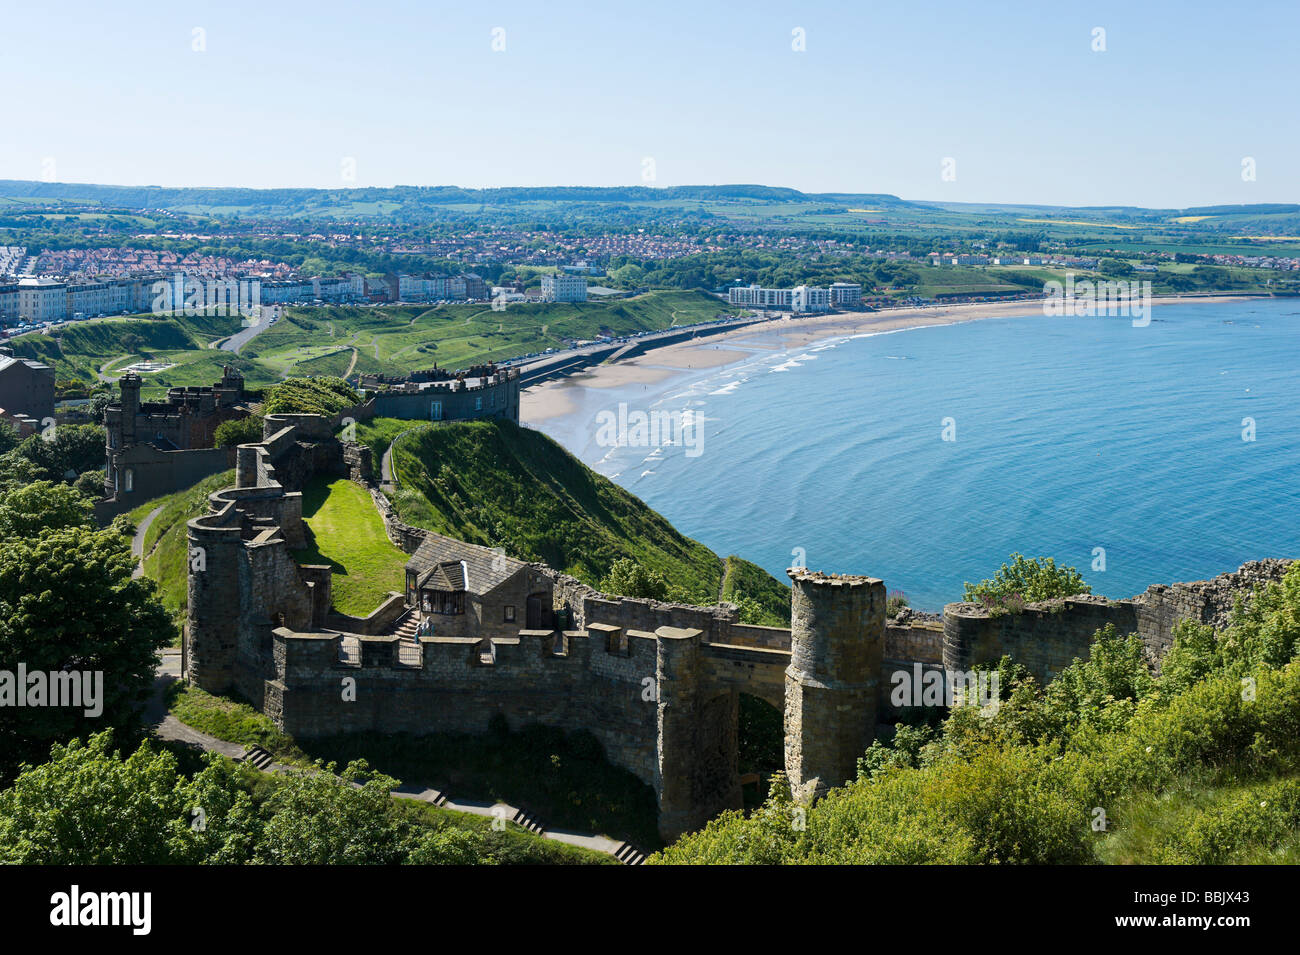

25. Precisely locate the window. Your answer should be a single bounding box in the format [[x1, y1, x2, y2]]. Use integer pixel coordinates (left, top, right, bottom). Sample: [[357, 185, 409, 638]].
[[123, 468, 133, 492], [430, 400, 442, 421], [424, 590, 465, 615], [475, 396, 482, 411], [504, 605, 516, 623]]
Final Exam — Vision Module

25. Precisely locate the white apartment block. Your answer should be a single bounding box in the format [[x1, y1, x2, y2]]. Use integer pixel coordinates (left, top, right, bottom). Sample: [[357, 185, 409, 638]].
[[730, 282, 858, 312], [18, 279, 68, 323], [541, 273, 588, 303], [0, 283, 17, 323], [727, 285, 792, 308], [790, 285, 831, 313], [829, 282, 863, 307]]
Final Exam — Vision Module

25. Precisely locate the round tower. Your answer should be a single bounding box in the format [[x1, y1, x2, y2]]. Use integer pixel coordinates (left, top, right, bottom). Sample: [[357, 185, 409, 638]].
[[784, 569, 886, 802], [185, 518, 244, 692]]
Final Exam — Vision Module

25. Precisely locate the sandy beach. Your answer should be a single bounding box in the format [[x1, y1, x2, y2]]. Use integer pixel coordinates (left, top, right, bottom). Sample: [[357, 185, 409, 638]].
[[522, 294, 1256, 423]]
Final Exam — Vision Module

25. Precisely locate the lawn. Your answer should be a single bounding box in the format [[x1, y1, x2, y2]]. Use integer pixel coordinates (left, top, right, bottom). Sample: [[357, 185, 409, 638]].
[[128, 468, 236, 641], [292, 475, 409, 616]]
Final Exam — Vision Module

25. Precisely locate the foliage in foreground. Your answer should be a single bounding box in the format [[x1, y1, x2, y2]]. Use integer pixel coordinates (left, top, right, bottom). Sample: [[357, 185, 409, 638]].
[[0, 482, 171, 781], [654, 563, 1300, 864], [0, 732, 610, 865]]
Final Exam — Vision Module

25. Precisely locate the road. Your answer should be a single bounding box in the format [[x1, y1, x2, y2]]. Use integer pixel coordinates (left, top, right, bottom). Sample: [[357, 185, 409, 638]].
[[219, 305, 279, 354], [131, 505, 165, 579]]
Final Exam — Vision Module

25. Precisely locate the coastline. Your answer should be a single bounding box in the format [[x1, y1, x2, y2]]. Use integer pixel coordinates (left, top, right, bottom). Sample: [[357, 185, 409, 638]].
[[521, 294, 1259, 424]]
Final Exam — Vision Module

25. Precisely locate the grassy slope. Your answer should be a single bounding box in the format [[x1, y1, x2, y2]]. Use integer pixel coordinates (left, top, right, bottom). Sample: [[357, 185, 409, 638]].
[[240, 289, 741, 373], [9, 290, 739, 398], [390, 418, 790, 617], [355, 416, 426, 462], [721, 555, 792, 626], [9, 312, 240, 373], [128, 469, 235, 637], [291, 476, 409, 616]]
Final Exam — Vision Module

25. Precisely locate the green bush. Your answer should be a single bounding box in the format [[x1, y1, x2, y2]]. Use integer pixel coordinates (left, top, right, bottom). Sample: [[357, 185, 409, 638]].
[[963, 552, 1090, 611]]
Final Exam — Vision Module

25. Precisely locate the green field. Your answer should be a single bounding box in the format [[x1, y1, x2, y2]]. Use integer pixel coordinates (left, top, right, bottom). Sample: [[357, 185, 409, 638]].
[[6, 289, 739, 400], [292, 476, 409, 616]]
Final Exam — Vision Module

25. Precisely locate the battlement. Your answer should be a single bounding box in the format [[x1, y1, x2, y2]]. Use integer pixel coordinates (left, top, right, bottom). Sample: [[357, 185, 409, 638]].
[[787, 568, 883, 588], [183, 408, 1297, 840]]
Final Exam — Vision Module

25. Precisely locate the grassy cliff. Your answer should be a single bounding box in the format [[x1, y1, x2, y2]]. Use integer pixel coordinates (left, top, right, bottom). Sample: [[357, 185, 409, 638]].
[[389, 418, 790, 621]]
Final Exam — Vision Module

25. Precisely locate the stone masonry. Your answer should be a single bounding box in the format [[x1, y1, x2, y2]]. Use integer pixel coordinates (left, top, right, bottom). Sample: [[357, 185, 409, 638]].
[[184, 412, 1294, 840]]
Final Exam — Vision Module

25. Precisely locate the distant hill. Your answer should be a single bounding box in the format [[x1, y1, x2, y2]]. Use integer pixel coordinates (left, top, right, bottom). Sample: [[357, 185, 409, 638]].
[[0, 179, 912, 219]]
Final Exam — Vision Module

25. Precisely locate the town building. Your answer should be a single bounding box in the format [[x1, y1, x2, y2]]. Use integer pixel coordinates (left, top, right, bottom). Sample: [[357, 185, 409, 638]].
[[17, 278, 68, 323], [541, 273, 588, 303], [0, 347, 55, 425]]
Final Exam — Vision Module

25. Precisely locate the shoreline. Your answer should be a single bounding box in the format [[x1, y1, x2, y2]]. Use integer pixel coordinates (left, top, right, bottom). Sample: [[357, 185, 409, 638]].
[[521, 293, 1262, 424]]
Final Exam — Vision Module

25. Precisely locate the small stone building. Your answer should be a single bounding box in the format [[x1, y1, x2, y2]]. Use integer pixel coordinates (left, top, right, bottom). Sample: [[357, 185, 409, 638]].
[[0, 349, 55, 425]]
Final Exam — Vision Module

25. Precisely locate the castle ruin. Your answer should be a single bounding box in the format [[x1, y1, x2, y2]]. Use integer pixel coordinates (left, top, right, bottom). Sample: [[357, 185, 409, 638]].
[[183, 412, 1291, 840]]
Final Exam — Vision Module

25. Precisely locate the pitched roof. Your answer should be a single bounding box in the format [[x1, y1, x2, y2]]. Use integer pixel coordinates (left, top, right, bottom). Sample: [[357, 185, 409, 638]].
[[407, 533, 527, 594]]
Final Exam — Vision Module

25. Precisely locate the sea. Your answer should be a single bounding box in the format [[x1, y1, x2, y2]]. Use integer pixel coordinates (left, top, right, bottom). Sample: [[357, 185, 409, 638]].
[[529, 299, 1300, 611]]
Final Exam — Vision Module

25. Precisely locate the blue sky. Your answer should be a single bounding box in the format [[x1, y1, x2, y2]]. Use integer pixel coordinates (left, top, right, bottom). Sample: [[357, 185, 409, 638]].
[[1, 0, 1295, 207]]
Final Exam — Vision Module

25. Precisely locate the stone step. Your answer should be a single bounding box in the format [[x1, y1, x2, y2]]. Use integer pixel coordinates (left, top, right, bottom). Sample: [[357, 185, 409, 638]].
[[614, 842, 647, 865], [239, 745, 275, 770], [511, 809, 545, 836]]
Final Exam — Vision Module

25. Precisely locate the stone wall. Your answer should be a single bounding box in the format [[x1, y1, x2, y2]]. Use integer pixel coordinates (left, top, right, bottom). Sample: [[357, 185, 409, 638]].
[[262, 622, 741, 839], [886, 620, 944, 664], [943, 559, 1295, 683]]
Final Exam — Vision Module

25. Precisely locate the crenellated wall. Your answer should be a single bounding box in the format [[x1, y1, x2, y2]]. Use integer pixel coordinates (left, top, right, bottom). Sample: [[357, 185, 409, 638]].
[[262, 621, 746, 838], [185, 410, 1297, 842]]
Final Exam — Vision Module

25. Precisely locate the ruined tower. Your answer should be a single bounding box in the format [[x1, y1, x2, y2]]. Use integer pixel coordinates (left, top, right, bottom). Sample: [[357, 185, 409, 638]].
[[784, 569, 885, 802], [185, 517, 245, 693]]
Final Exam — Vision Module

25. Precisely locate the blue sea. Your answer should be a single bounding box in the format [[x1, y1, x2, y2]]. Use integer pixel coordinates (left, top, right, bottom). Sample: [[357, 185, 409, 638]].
[[529, 300, 1300, 611]]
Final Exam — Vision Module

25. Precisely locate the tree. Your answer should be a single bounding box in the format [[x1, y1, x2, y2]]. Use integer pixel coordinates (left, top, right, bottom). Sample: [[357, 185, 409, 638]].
[[214, 414, 264, 448], [73, 469, 105, 499], [962, 553, 1089, 611], [255, 760, 413, 864], [600, 557, 669, 600], [0, 480, 94, 537], [15, 424, 105, 482], [0, 733, 189, 864], [0, 484, 173, 779], [118, 331, 145, 355], [0, 450, 42, 493], [0, 422, 19, 456]]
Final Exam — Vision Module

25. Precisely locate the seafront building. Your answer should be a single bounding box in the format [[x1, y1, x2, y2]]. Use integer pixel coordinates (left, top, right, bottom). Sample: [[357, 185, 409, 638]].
[[727, 282, 862, 313]]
